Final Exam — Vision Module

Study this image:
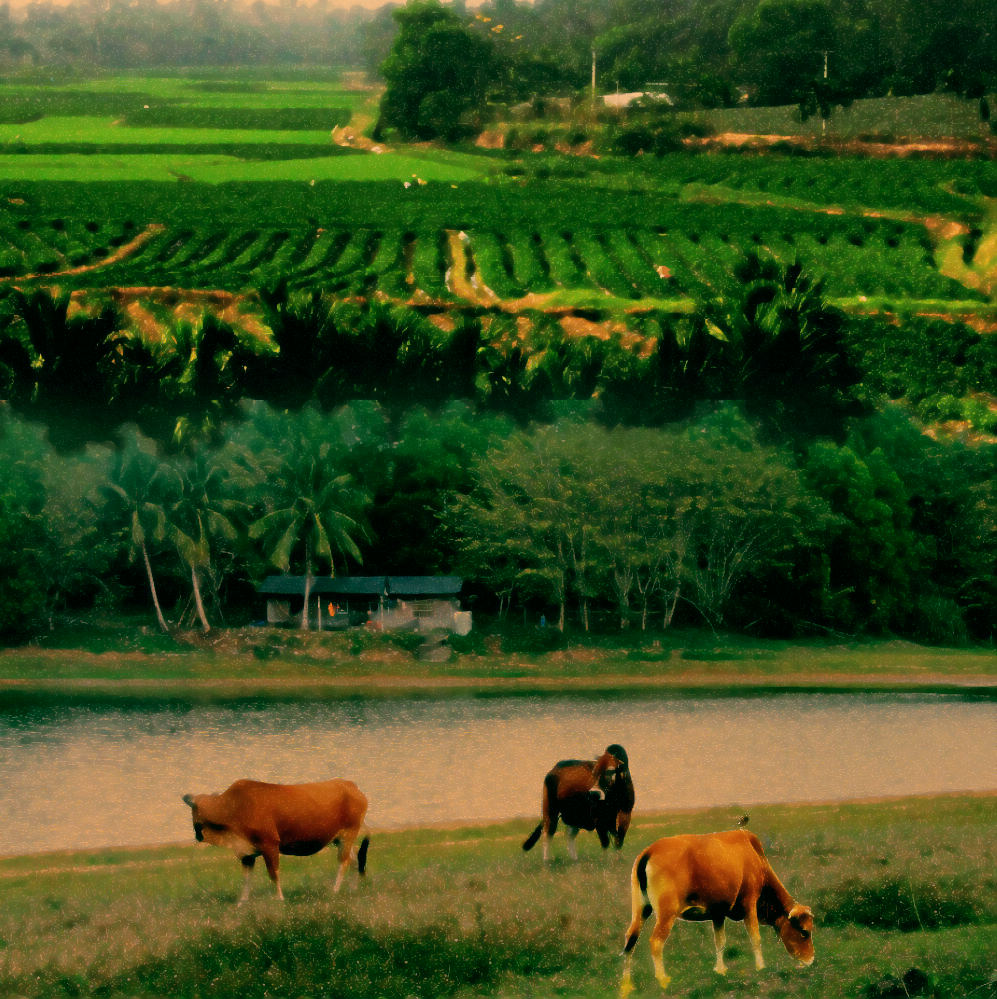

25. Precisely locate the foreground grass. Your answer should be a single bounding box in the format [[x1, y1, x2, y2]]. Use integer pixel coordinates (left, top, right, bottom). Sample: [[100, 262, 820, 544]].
[[0, 795, 993, 998]]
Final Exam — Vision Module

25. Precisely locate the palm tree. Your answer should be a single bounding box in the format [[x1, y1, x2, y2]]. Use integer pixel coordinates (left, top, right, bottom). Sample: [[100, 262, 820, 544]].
[[4, 288, 124, 448], [101, 427, 178, 633], [692, 253, 861, 436], [233, 404, 370, 629], [169, 444, 241, 632]]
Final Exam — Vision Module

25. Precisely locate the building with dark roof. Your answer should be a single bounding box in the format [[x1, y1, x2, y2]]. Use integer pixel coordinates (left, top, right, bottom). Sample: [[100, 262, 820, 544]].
[[257, 575, 469, 633]]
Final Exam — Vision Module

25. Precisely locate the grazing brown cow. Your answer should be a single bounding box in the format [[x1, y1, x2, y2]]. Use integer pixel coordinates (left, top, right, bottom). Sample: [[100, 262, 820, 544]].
[[522, 744, 634, 862], [183, 778, 369, 904], [620, 829, 814, 995]]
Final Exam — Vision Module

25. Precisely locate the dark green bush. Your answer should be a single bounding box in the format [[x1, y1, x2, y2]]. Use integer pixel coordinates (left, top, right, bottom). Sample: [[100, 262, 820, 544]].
[[821, 876, 989, 931]]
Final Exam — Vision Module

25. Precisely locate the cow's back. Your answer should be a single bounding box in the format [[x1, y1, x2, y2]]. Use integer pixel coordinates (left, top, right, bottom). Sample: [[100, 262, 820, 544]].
[[225, 779, 367, 851], [647, 831, 766, 906], [548, 761, 596, 799]]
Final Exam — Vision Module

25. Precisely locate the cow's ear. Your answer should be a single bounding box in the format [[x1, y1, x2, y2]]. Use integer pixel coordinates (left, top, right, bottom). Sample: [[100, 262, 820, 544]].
[[183, 794, 196, 809]]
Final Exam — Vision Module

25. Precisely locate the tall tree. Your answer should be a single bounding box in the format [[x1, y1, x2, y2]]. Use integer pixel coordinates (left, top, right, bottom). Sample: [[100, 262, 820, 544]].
[[100, 427, 178, 633], [168, 444, 241, 633], [229, 404, 370, 629], [376, 0, 496, 142]]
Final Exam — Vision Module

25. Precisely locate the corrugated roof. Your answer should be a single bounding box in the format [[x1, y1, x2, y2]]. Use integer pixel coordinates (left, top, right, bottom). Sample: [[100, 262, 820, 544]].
[[257, 575, 461, 598], [387, 575, 462, 597], [258, 575, 386, 597]]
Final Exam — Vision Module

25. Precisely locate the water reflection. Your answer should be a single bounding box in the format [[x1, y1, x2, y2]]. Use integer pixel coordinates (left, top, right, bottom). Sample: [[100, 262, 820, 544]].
[[0, 693, 993, 855]]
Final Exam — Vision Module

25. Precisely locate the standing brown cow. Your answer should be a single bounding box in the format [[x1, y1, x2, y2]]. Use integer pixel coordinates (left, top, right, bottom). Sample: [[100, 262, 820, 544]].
[[522, 744, 634, 862], [183, 777, 369, 903], [620, 829, 814, 994]]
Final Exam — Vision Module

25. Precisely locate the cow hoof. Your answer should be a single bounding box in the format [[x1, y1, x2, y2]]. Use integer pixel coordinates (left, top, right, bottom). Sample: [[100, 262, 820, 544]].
[[655, 972, 672, 991]]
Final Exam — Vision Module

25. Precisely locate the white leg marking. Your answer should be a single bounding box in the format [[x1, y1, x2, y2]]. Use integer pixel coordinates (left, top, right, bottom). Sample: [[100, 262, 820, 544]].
[[712, 924, 727, 975], [566, 827, 579, 861], [238, 863, 253, 905]]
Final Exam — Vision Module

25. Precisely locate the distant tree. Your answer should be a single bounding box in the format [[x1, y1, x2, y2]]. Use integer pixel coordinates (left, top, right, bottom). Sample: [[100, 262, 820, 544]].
[[376, 0, 496, 141], [729, 0, 836, 107]]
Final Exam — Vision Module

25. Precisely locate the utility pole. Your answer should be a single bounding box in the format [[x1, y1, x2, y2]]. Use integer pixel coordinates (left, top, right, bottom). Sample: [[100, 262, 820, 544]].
[[821, 49, 829, 137], [591, 48, 597, 111]]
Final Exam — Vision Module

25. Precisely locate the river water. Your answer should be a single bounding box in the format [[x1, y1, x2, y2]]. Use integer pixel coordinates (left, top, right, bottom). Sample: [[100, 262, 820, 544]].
[[1, 692, 994, 856]]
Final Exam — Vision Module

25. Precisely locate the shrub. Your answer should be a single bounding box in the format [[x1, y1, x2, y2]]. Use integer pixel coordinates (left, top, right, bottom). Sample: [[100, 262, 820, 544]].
[[821, 876, 989, 931]]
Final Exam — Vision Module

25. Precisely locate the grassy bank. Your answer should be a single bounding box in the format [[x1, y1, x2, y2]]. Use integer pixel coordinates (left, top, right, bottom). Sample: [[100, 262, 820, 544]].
[[1, 794, 993, 998], [0, 626, 993, 706]]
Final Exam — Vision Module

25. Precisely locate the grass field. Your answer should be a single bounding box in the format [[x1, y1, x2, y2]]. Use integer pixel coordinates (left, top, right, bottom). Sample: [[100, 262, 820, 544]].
[[0, 794, 993, 998], [0, 627, 993, 707]]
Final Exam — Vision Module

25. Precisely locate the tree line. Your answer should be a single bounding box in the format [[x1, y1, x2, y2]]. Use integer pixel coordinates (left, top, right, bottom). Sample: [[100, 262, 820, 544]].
[[0, 268, 994, 644], [3, 0, 993, 125]]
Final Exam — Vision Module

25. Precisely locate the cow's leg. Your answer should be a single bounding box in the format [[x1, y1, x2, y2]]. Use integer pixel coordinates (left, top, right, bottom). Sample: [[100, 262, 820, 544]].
[[260, 846, 284, 901], [648, 913, 676, 991], [712, 918, 727, 975], [238, 855, 256, 905], [566, 826, 580, 861], [542, 812, 559, 862], [621, 884, 650, 997], [744, 906, 765, 970], [332, 830, 358, 892]]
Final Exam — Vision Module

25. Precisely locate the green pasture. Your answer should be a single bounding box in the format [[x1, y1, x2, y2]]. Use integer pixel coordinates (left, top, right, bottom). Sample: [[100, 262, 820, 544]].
[[0, 149, 491, 184], [0, 73, 373, 109], [0, 795, 993, 998], [0, 628, 993, 706], [0, 116, 335, 146]]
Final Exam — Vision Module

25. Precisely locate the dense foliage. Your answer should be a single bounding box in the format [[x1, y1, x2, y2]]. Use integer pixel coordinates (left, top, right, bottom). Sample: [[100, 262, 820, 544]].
[[1, 273, 993, 644]]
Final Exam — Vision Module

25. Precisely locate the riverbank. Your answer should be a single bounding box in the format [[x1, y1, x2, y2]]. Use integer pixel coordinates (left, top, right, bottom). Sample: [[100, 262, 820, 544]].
[[1, 793, 993, 999], [1, 627, 994, 704]]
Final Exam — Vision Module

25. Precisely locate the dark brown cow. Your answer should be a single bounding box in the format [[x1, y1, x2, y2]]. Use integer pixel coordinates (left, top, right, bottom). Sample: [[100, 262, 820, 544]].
[[620, 829, 814, 994], [183, 777, 369, 903], [522, 744, 634, 862]]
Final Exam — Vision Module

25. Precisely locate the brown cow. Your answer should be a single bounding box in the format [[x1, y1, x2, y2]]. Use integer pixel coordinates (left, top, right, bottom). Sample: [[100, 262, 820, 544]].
[[620, 829, 814, 994], [183, 777, 369, 903], [522, 744, 634, 862]]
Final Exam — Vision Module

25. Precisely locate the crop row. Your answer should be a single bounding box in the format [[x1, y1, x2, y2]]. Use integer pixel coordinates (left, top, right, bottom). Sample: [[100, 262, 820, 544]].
[[0, 92, 352, 131], [1, 217, 981, 306]]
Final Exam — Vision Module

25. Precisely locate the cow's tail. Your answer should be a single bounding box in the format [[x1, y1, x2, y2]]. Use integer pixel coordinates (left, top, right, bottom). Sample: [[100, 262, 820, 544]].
[[522, 823, 543, 852], [624, 850, 654, 953], [357, 831, 370, 876]]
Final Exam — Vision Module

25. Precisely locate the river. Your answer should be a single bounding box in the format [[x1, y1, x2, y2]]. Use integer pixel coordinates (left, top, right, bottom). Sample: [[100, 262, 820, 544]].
[[1, 692, 994, 855]]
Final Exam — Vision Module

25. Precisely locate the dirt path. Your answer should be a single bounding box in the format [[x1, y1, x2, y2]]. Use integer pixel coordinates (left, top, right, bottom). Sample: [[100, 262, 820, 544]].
[[0, 223, 165, 285], [444, 229, 499, 306]]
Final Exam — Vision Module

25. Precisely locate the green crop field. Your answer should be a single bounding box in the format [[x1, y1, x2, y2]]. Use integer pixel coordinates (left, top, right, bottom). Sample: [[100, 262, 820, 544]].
[[0, 72, 994, 357]]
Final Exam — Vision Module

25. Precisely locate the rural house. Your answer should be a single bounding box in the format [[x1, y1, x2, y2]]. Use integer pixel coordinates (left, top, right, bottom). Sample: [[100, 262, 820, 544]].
[[257, 575, 470, 634]]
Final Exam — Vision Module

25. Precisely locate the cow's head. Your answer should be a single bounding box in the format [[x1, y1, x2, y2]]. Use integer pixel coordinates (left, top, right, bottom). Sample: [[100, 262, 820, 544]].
[[594, 745, 634, 849], [183, 793, 206, 841], [595, 744, 630, 791], [776, 905, 815, 966]]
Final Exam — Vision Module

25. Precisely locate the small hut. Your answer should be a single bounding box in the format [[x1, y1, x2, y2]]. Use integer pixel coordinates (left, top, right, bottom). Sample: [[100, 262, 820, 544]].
[[256, 575, 469, 633]]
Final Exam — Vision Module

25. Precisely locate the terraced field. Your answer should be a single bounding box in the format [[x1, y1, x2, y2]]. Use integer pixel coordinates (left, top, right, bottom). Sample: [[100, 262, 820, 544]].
[[1, 74, 996, 328]]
